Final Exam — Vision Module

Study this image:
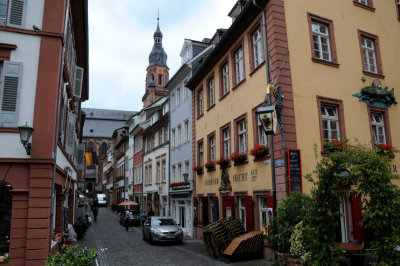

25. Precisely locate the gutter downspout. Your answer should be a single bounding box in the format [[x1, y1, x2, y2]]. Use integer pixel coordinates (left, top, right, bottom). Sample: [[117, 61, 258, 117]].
[[252, 0, 276, 211], [168, 93, 171, 217], [51, 0, 70, 232]]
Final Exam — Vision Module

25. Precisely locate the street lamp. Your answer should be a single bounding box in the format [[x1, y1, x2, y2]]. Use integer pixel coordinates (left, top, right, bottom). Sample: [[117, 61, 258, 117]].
[[18, 122, 33, 155], [257, 106, 277, 135]]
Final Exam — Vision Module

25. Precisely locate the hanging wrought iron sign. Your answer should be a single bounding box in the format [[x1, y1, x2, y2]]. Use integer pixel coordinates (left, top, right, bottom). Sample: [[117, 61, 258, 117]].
[[353, 79, 397, 108]]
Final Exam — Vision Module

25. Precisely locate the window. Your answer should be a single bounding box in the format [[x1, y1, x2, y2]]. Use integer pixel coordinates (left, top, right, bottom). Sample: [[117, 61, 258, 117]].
[[176, 87, 181, 105], [259, 197, 268, 233], [353, 0, 375, 11], [159, 128, 163, 145], [198, 140, 204, 166], [177, 164, 182, 181], [184, 120, 189, 142], [307, 13, 338, 67], [258, 118, 268, 146], [197, 88, 203, 116], [158, 74, 162, 85], [171, 128, 176, 148], [184, 161, 189, 177], [397, 0, 400, 19], [358, 30, 383, 77], [172, 165, 176, 182], [361, 37, 376, 73], [156, 162, 161, 183], [221, 63, 229, 96], [252, 27, 264, 68], [171, 92, 175, 109], [321, 105, 340, 141], [239, 197, 246, 230], [208, 133, 215, 162], [371, 112, 385, 145], [87, 142, 94, 152], [208, 77, 215, 108], [223, 127, 231, 158], [164, 126, 168, 141], [0, 0, 6, 24], [237, 119, 247, 154], [234, 46, 244, 84], [368, 106, 391, 147], [177, 125, 181, 146], [317, 97, 346, 148], [151, 74, 154, 81], [161, 159, 166, 182], [183, 80, 189, 99]]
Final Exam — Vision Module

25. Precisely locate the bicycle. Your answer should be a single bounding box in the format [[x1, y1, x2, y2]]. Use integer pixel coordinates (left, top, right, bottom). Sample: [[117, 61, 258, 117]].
[[85, 247, 108, 266]]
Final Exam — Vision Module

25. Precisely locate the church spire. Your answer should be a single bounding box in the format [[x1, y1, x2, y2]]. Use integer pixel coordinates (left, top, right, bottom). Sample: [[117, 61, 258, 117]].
[[149, 14, 167, 66]]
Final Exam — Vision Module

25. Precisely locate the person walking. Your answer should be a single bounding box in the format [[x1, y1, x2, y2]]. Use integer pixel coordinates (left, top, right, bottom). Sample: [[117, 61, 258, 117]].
[[125, 210, 132, 231], [84, 201, 88, 211], [140, 211, 146, 225], [92, 199, 98, 222]]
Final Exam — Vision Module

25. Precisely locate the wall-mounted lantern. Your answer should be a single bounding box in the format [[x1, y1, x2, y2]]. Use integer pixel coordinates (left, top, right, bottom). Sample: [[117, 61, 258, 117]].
[[18, 122, 33, 155], [257, 106, 277, 135]]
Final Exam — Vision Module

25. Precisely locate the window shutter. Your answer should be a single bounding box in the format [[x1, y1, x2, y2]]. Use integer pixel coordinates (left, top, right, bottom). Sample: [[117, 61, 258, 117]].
[[65, 112, 76, 155], [351, 195, 364, 242], [245, 196, 254, 232], [266, 195, 274, 215], [7, 0, 26, 28], [201, 197, 209, 226], [73, 66, 83, 98], [0, 61, 22, 127]]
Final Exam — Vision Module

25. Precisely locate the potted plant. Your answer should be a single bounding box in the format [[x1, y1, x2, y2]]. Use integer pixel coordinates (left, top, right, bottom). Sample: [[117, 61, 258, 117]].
[[376, 143, 397, 157], [216, 156, 230, 169], [74, 217, 89, 240], [193, 165, 203, 175], [46, 245, 97, 266], [204, 161, 216, 171], [249, 144, 269, 159], [230, 152, 247, 164]]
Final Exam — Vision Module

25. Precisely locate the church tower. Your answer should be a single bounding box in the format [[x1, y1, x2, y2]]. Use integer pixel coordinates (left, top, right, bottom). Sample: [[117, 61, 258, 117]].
[[142, 17, 169, 108]]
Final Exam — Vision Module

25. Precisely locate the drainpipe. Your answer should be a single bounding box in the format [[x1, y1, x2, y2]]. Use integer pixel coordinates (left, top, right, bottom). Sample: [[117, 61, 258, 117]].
[[252, 0, 276, 211], [51, 0, 70, 232], [168, 93, 171, 217]]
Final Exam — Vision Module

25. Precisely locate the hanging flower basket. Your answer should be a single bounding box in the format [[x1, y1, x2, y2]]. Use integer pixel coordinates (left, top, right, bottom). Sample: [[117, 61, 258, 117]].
[[216, 156, 230, 169], [230, 152, 248, 165], [376, 144, 397, 158], [193, 165, 203, 175], [249, 144, 270, 158], [204, 161, 216, 171]]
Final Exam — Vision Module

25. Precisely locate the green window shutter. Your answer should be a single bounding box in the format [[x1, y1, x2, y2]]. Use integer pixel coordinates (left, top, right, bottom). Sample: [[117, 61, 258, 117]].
[[0, 61, 22, 127], [7, 0, 26, 28], [73, 66, 83, 98]]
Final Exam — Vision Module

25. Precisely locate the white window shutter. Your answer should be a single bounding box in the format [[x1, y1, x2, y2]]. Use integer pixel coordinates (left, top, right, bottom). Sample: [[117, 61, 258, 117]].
[[7, 0, 26, 28], [73, 67, 83, 98], [65, 112, 76, 156], [0, 61, 22, 127]]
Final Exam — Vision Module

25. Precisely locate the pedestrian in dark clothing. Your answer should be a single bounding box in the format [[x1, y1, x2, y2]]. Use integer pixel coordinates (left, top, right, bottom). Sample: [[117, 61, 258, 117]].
[[125, 210, 132, 231], [140, 211, 146, 225], [147, 208, 154, 217], [92, 199, 99, 222]]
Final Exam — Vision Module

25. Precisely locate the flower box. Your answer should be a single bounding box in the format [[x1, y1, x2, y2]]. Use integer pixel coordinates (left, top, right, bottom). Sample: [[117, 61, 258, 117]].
[[193, 165, 203, 175], [204, 161, 216, 171], [249, 144, 270, 159], [323, 140, 348, 153], [216, 157, 230, 169], [170, 181, 190, 190], [230, 152, 248, 165], [376, 144, 397, 158]]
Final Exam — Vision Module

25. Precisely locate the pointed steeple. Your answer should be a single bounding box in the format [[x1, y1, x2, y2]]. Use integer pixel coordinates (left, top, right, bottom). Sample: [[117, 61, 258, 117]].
[[148, 14, 167, 66]]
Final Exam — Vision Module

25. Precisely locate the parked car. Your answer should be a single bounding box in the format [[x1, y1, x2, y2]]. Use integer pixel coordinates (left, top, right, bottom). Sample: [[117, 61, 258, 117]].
[[142, 216, 183, 244], [119, 211, 140, 226]]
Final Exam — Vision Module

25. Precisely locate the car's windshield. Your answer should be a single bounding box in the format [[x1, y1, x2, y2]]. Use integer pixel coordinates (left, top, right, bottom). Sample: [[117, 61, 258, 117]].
[[151, 218, 176, 226]]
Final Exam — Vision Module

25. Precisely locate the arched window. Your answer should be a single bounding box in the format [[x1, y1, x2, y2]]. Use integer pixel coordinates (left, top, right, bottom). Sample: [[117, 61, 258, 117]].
[[87, 142, 94, 152], [101, 142, 107, 155], [0, 182, 13, 258], [151, 74, 154, 82]]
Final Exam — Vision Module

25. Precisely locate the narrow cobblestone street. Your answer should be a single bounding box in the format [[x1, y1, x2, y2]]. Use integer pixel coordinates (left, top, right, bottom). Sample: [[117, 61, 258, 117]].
[[75, 206, 272, 266]]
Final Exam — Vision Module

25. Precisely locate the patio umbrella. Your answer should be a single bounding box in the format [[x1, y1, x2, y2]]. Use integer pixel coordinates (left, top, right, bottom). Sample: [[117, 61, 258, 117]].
[[118, 200, 139, 206]]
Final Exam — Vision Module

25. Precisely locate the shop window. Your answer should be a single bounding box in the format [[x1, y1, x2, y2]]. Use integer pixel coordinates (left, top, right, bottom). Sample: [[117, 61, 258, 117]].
[[0, 182, 12, 262]]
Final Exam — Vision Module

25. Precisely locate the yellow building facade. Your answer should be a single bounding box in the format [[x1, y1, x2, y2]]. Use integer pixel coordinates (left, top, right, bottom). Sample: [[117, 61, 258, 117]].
[[188, 0, 399, 242]]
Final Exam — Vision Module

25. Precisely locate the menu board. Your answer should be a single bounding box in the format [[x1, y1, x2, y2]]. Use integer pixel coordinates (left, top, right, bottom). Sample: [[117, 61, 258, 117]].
[[287, 149, 302, 192]]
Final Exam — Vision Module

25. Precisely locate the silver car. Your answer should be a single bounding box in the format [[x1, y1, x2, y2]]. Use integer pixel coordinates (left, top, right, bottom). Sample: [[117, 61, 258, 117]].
[[142, 216, 183, 243]]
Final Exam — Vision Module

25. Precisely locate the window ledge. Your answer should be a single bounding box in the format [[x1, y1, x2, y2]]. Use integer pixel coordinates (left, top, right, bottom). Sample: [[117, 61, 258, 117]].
[[207, 104, 215, 112], [232, 79, 246, 91], [363, 70, 385, 79], [219, 91, 230, 102], [197, 114, 204, 121], [353, 1, 375, 12], [252, 154, 271, 162], [249, 61, 265, 77], [312, 57, 340, 68], [233, 159, 249, 166], [0, 127, 19, 133]]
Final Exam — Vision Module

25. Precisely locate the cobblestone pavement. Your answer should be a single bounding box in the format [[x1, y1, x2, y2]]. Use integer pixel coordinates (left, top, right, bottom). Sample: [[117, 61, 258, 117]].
[[76, 206, 273, 266]]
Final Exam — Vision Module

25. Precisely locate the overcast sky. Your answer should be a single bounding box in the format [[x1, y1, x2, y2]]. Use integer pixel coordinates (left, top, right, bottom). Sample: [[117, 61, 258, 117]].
[[83, 0, 238, 112]]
